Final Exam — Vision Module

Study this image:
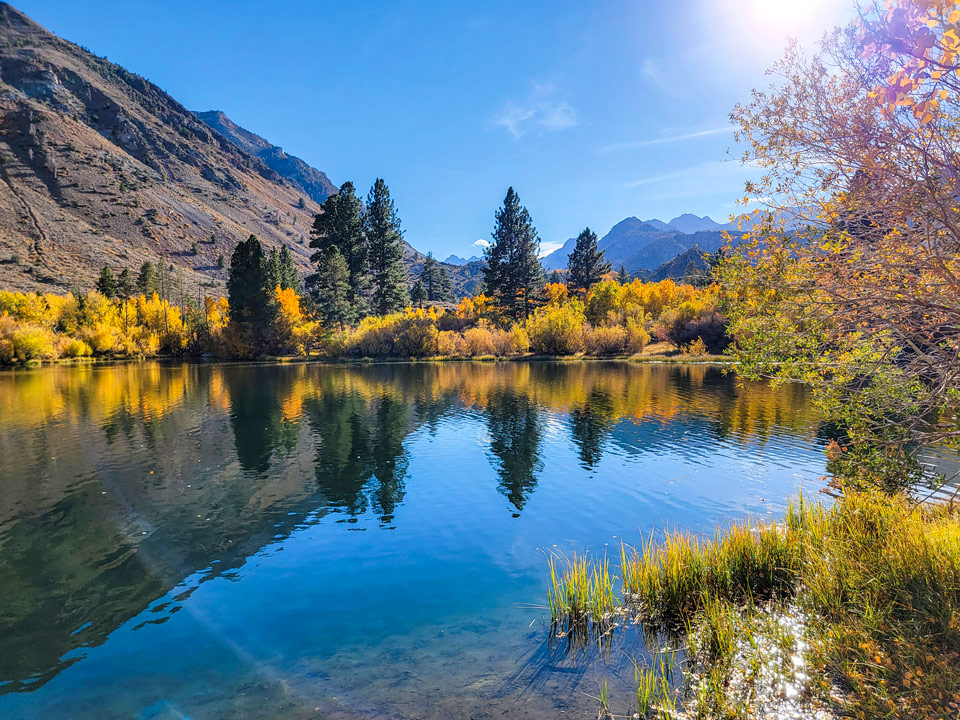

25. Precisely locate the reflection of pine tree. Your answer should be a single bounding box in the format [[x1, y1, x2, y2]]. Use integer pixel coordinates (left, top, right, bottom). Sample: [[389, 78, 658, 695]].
[[306, 377, 412, 525], [570, 389, 616, 470], [307, 387, 374, 516], [370, 393, 410, 523], [486, 389, 543, 512], [224, 367, 300, 477]]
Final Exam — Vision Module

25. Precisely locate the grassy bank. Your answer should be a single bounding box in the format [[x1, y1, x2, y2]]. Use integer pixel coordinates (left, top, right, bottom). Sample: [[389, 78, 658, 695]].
[[549, 491, 960, 719]]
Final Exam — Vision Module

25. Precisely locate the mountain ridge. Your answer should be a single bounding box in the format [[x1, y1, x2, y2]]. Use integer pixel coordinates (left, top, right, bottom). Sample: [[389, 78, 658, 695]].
[[0, 3, 480, 298]]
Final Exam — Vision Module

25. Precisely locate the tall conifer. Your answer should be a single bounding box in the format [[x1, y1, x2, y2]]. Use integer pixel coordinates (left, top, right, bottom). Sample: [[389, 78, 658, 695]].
[[482, 187, 544, 318], [364, 179, 408, 315], [567, 227, 611, 292], [310, 182, 368, 317]]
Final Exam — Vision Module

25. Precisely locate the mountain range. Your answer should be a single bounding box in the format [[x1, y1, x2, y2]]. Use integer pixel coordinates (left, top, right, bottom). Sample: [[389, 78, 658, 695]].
[[0, 2, 729, 299], [541, 215, 740, 276]]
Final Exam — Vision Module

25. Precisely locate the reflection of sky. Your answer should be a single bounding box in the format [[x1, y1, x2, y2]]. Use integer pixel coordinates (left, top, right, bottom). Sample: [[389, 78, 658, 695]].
[[0, 364, 828, 720]]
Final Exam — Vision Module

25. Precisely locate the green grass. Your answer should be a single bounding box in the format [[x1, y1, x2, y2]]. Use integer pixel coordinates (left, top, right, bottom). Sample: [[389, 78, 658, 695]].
[[550, 491, 960, 719]]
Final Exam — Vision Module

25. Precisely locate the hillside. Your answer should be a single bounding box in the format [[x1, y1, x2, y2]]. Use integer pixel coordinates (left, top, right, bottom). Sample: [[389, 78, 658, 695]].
[[0, 4, 479, 300], [0, 3, 340, 294], [195, 110, 336, 205]]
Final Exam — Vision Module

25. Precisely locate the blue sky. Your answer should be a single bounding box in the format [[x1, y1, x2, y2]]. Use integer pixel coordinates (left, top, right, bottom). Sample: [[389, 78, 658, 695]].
[[16, 0, 854, 258]]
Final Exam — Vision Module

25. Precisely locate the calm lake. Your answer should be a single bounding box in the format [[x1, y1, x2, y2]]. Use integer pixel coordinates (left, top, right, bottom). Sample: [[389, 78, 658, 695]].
[[0, 362, 828, 719]]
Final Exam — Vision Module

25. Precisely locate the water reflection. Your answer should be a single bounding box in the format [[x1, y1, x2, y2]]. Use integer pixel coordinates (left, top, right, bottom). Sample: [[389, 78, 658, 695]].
[[0, 361, 827, 717]]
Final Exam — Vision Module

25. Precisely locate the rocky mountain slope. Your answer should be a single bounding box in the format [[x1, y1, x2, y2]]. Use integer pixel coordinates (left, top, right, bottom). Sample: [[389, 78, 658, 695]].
[[0, 3, 332, 294], [195, 110, 337, 205], [0, 4, 478, 299]]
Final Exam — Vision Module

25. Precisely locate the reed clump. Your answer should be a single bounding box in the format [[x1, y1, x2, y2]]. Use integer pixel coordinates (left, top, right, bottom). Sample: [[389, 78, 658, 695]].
[[552, 491, 960, 719]]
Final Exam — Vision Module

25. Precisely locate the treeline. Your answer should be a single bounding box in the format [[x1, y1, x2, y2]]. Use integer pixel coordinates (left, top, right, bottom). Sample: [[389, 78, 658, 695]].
[[0, 182, 727, 363]]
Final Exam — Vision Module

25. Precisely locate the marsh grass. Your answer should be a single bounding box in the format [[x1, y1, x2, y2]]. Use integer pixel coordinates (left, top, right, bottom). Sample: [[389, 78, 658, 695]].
[[551, 492, 960, 719]]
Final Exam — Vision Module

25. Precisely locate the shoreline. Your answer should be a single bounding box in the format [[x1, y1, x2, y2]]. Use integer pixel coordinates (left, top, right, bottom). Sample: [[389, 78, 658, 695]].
[[0, 351, 734, 371]]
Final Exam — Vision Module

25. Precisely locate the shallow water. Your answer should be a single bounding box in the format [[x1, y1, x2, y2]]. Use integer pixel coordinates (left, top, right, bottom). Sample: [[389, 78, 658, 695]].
[[0, 361, 827, 719]]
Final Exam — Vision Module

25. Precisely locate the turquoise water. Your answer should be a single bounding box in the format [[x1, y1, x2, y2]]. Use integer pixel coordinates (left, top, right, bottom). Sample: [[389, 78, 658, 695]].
[[0, 362, 826, 719]]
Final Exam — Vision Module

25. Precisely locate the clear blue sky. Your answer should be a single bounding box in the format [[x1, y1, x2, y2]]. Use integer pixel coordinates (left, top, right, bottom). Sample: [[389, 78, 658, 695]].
[[15, 0, 853, 258]]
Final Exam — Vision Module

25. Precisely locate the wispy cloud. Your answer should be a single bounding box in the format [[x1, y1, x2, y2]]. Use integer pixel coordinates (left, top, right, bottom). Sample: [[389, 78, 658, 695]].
[[624, 159, 751, 189], [602, 127, 732, 153], [492, 83, 577, 138]]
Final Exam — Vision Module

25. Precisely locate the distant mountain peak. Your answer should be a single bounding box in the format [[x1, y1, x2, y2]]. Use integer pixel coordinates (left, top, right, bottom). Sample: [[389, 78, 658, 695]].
[[666, 213, 723, 234]]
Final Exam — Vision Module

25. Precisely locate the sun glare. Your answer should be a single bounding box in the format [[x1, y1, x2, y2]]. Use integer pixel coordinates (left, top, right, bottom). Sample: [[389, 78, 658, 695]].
[[708, 0, 853, 62]]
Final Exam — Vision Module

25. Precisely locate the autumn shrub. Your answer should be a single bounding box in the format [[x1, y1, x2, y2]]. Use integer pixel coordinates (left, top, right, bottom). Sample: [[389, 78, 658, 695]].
[[60, 337, 93, 358], [526, 303, 585, 355], [461, 326, 497, 356], [10, 324, 57, 361], [437, 329, 463, 356], [396, 311, 440, 357], [82, 322, 120, 354], [584, 324, 628, 355]]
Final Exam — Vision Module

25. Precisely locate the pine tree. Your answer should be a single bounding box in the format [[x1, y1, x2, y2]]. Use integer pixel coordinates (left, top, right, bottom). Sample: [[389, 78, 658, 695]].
[[228, 235, 274, 330], [617, 265, 630, 284], [117, 268, 134, 298], [421, 253, 438, 300], [313, 248, 354, 329], [567, 227, 611, 292], [410, 279, 428, 308], [217, 253, 225, 269], [96, 265, 117, 298], [547, 269, 562, 285], [266, 247, 297, 290], [310, 181, 368, 317], [136, 261, 156, 295], [482, 187, 545, 318], [278, 245, 299, 290], [190, 242, 199, 256], [435, 263, 454, 302], [364, 178, 408, 315]]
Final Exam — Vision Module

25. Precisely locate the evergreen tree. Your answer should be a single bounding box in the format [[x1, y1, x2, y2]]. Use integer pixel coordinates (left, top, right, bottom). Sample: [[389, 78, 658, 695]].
[[421, 253, 438, 300], [217, 253, 225, 269], [547, 269, 563, 285], [117, 268, 134, 298], [567, 227, 611, 292], [278, 245, 299, 290], [410, 279, 427, 308], [617, 265, 630, 284], [136, 261, 156, 296], [435, 264, 454, 302], [482, 187, 545, 319], [228, 235, 275, 333], [266, 246, 299, 291], [96, 265, 117, 298], [190, 241, 200, 256], [310, 181, 368, 317], [364, 178, 408, 315], [313, 248, 354, 329]]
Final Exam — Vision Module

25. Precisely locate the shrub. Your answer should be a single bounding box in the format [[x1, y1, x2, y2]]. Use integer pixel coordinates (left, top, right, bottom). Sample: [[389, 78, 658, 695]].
[[82, 322, 120, 354], [462, 326, 496, 356], [437, 330, 462, 356], [584, 324, 628, 355], [526, 303, 585, 355], [60, 338, 93, 358], [11, 325, 57, 361], [396, 313, 439, 357]]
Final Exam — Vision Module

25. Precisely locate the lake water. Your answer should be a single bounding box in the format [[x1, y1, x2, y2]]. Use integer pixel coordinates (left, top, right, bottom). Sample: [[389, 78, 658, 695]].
[[0, 361, 828, 719]]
